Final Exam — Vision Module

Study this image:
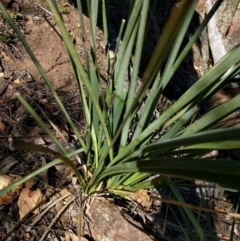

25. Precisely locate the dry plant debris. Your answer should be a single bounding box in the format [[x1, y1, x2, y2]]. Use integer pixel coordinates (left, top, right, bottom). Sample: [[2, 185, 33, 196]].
[[17, 178, 43, 220], [0, 174, 22, 205]]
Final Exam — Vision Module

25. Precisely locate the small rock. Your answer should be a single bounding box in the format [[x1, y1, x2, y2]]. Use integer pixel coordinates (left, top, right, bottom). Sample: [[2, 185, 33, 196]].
[[34, 137, 45, 145], [86, 198, 154, 241]]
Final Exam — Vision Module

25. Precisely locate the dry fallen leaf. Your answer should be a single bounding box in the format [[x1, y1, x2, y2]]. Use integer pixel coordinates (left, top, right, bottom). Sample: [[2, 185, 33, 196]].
[[0, 174, 22, 205], [129, 189, 152, 208], [18, 179, 44, 220], [13, 78, 21, 85]]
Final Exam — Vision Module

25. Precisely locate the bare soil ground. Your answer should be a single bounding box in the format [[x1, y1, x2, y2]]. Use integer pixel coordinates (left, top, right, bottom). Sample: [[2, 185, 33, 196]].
[[0, 0, 240, 240]]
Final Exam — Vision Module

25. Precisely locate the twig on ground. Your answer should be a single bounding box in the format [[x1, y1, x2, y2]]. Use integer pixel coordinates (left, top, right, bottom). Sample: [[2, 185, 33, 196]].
[[26, 192, 71, 232], [39, 196, 76, 241], [34, 3, 53, 16]]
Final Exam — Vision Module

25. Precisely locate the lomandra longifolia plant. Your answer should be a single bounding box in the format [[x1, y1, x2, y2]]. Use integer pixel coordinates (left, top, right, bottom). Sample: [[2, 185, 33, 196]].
[[1, 1, 240, 240]]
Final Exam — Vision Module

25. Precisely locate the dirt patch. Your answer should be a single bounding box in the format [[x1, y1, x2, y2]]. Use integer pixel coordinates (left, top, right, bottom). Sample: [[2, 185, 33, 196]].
[[1, 0, 107, 91], [0, 0, 108, 142]]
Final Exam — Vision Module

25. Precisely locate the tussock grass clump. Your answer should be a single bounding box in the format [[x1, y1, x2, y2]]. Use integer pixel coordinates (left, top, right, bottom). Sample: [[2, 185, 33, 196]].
[[1, 0, 240, 240]]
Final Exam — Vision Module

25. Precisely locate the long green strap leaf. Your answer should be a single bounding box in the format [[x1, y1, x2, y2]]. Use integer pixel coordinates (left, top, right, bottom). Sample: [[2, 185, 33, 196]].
[[98, 159, 240, 190], [46, 0, 113, 161], [8, 139, 85, 189]]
